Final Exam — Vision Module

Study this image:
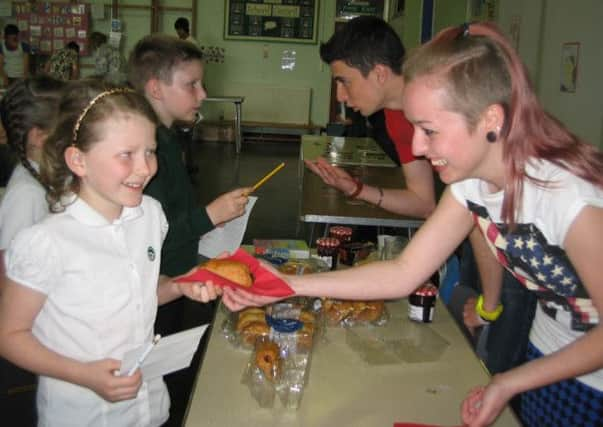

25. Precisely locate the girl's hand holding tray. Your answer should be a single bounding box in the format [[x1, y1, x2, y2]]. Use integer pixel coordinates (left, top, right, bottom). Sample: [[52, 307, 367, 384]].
[[175, 248, 295, 298]]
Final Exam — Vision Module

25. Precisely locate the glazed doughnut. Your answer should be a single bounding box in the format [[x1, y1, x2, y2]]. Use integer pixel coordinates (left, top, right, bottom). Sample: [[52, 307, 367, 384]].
[[255, 340, 280, 381], [201, 259, 253, 287]]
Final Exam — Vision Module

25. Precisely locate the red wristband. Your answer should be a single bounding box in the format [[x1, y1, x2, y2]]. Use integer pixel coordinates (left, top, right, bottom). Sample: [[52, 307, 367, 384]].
[[348, 179, 363, 198]]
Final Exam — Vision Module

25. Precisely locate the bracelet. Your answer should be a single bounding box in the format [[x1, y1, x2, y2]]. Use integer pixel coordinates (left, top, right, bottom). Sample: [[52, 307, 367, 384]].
[[475, 294, 504, 322], [348, 179, 364, 198], [376, 187, 384, 207]]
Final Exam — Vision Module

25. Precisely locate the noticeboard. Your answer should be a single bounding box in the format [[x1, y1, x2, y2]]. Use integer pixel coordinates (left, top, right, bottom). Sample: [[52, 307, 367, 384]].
[[13, 1, 90, 55], [225, 0, 319, 44], [335, 0, 384, 20]]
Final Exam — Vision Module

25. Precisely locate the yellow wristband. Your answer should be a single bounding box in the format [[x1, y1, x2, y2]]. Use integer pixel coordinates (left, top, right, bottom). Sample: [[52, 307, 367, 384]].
[[475, 294, 503, 322]]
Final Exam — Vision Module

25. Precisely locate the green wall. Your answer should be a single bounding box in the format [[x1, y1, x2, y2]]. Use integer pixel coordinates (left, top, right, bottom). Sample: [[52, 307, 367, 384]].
[[1, 0, 471, 127]]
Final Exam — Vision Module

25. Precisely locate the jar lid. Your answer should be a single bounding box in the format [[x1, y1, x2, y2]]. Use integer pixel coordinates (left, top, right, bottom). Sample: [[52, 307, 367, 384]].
[[413, 283, 438, 297], [316, 237, 341, 248], [330, 226, 352, 236]]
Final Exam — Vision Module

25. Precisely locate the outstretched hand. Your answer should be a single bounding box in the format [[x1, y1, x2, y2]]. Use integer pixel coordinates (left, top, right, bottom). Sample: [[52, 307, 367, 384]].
[[304, 157, 357, 195], [80, 358, 142, 402], [206, 187, 253, 226], [221, 259, 291, 311], [461, 378, 512, 427]]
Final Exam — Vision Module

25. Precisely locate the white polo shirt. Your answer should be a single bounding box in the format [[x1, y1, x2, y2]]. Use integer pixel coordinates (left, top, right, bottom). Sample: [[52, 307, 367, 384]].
[[0, 161, 48, 250], [6, 195, 170, 427]]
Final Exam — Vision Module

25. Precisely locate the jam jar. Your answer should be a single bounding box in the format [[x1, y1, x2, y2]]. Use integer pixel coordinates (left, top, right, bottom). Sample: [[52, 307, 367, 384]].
[[329, 226, 353, 243], [315, 237, 341, 270], [408, 283, 438, 323]]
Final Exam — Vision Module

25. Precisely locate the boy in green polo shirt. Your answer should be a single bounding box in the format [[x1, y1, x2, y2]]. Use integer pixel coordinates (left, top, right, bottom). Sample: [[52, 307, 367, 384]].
[[128, 34, 251, 426]]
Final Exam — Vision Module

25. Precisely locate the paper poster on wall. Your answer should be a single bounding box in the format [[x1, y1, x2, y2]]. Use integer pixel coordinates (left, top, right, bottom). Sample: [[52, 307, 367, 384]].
[[336, 0, 384, 20], [13, 1, 90, 55], [469, 0, 497, 21], [560, 42, 579, 93], [225, 0, 319, 44]]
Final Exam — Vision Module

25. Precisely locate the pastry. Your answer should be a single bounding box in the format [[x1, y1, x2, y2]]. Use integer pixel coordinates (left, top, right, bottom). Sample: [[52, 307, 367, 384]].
[[201, 259, 253, 287], [255, 340, 280, 381], [298, 310, 315, 325], [354, 301, 385, 322], [236, 312, 267, 332], [240, 321, 270, 346]]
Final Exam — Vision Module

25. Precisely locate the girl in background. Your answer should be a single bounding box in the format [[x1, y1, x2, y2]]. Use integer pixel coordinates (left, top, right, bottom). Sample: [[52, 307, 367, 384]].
[[0, 80, 220, 426], [0, 76, 65, 259]]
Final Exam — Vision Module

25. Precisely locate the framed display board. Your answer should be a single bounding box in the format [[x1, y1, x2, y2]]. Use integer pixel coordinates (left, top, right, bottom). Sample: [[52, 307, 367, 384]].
[[225, 0, 319, 44], [335, 0, 384, 20], [13, 1, 90, 55]]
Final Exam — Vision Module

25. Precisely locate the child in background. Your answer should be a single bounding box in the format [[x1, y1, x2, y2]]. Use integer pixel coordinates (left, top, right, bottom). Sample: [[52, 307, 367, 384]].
[[128, 35, 251, 426], [0, 80, 221, 427], [43, 41, 80, 81], [0, 76, 65, 257], [0, 24, 31, 87], [0, 74, 63, 427], [128, 34, 251, 279]]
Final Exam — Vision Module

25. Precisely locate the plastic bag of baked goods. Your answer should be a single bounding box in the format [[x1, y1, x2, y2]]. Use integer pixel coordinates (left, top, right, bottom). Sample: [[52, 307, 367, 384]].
[[278, 258, 329, 276], [321, 298, 389, 327], [242, 313, 314, 409], [224, 299, 322, 351], [231, 307, 270, 349], [242, 336, 281, 408], [265, 301, 319, 353]]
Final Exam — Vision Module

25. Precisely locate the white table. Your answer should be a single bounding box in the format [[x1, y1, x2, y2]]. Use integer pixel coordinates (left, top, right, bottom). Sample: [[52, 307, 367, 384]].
[[184, 299, 520, 427]]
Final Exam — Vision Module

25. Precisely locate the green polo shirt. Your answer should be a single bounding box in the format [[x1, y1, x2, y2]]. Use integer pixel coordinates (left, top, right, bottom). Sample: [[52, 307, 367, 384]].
[[144, 125, 213, 276]]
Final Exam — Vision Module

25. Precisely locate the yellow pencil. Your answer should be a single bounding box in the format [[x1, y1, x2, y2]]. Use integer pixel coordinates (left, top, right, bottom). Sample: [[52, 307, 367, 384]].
[[250, 162, 285, 193]]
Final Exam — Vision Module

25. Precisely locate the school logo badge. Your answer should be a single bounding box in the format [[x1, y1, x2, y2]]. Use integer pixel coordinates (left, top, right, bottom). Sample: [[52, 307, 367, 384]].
[[147, 246, 156, 261]]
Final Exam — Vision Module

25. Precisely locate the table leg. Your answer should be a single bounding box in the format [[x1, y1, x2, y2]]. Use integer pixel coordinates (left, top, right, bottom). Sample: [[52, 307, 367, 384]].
[[234, 102, 242, 153]]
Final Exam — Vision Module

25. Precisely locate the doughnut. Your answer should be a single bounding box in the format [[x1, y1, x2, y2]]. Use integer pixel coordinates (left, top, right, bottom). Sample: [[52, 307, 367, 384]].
[[255, 340, 280, 380]]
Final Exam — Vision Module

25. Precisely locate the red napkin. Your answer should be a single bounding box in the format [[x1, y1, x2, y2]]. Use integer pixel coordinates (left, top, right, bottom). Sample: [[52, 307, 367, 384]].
[[394, 424, 455, 427], [175, 248, 295, 297]]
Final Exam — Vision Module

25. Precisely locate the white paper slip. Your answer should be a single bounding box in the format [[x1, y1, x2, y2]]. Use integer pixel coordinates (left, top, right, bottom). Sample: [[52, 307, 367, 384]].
[[198, 196, 257, 258], [120, 324, 209, 379]]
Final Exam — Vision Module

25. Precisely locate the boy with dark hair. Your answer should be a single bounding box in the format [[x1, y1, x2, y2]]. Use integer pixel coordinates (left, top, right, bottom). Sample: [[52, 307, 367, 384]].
[[309, 15, 435, 219], [174, 17, 198, 45], [0, 24, 31, 87], [128, 34, 250, 426], [319, 15, 404, 77]]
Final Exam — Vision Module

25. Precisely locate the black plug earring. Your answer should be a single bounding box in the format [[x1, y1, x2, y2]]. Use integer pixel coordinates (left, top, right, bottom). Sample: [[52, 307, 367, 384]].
[[486, 131, 497, 143]]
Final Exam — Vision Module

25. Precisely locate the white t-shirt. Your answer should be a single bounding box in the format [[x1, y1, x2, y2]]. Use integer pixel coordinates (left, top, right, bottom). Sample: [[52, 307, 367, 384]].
[[5, 195, 170, 426], [0, 161, 48, 250], [1, 40, 26, 79], [451, 159, 603, 389]]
